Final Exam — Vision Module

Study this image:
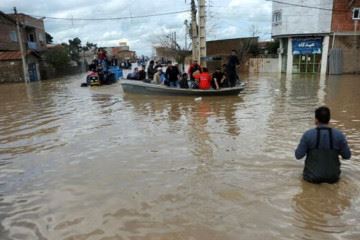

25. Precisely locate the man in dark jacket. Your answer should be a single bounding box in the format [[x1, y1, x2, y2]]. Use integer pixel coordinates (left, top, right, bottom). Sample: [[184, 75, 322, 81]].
[[227, 50, 240, 87], [295, 106, 351, 184], [165, 63, 180, 87], [147, 60, 156, 80]]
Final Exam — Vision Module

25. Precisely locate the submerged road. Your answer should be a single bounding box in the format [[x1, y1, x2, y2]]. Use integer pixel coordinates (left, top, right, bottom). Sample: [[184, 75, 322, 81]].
[[0, 73, 359, 239]]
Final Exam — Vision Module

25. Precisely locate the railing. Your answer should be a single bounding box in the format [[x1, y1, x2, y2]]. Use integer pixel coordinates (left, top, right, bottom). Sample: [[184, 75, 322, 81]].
[[27, 41, 38, 50]]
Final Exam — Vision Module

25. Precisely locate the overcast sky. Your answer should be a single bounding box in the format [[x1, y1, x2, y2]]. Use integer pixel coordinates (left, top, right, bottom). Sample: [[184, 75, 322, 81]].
[[0, 0, 272, 56]]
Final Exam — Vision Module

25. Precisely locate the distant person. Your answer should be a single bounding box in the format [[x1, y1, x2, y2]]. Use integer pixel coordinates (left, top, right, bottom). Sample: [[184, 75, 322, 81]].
[[194, 67, 212, 90], [147, 60, 156, 80], [110, 56, 118, 66], [165, 63, 180, 87], [295, 106, 351, 184], [226, 50, 240, 87], [127, 67, 140, 80], [179, 73, 189, 89], [188, 60, 202, 82]]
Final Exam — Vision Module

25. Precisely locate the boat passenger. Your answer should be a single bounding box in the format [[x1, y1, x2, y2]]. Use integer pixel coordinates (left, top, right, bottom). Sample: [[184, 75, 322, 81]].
[[110, 56, 118, 66], [188, 60, 202, 82], [179, 73, 189, 89], [295, 106, 351, 184], [138, 67, 146, 80], [212, 67, 224, 90], [147, 60, 156, 80], [165, 63, 180, 87], [194, 67, 212, 90], [127, 67, 140, 80], [226, 50, 240, 87], [152, 67, 162, 84]]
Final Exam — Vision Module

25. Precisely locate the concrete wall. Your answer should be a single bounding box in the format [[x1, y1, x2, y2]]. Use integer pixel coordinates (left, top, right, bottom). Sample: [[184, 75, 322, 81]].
[[0, 60, 23, 83], [249, 58, 279, 73], [272, 0, 333, 37], [332, 0, 360, 32]]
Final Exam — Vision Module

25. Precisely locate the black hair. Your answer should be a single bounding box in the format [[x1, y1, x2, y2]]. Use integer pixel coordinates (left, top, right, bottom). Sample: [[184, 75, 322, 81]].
[[202, 67, 208, 72], [315, 106, 331, 124]]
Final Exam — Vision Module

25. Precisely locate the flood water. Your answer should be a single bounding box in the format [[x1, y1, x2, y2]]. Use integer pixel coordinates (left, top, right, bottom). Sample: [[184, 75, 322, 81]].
[[0, 73, 359, 240]]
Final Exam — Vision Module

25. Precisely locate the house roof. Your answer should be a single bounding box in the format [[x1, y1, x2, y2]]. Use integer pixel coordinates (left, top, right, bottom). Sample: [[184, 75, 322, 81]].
[[0, 51, 40, 61], [0, 11, 16, 24], [0, 51, 22, 60]]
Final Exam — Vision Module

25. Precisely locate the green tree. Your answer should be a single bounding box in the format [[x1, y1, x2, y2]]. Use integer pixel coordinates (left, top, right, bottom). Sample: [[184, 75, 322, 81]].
[[44, 46, 71, 72], [68, 37, 82, 63]]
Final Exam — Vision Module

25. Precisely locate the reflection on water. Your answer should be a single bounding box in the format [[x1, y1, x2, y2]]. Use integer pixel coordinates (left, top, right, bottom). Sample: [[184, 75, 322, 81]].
[[0, 73, 359, 239]]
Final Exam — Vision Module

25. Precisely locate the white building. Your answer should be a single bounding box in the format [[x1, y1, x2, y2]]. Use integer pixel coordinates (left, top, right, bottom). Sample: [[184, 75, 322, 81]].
[[272, 0, 334, 74]]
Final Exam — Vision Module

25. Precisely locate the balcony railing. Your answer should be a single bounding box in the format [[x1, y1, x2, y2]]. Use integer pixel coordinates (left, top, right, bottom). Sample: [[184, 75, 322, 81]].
[[27, 41, 38, 50]]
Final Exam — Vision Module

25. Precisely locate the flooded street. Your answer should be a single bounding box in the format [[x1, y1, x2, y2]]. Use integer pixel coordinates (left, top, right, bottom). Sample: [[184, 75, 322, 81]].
[[0, 74, 359, 240]]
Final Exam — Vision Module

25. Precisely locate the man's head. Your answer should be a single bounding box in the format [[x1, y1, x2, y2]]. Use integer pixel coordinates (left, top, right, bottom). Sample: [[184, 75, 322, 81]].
[[134, 67, 139, 72], [215, 67, 221, 72], [231, 50, 237, 56], [193, 60, 198, 65], [202, 67, 208, 73], [315, 106, 331, 125]]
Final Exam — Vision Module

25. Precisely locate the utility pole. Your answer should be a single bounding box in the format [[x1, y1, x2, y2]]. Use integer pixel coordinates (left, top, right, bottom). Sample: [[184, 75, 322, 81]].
[[191, 0, 199, 62], [184, 20, 189, 50], [14, 7, 29, 83], [198, 0, 207, 67]]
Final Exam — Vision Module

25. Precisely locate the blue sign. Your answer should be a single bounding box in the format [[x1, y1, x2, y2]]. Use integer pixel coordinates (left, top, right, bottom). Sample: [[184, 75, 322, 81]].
[[292, 38, 322, 55]]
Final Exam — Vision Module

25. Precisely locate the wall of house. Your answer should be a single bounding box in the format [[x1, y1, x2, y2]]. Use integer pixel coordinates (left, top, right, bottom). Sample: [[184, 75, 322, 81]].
[[206, 38, 258, 56], [0, 15, 19, 51], [272, 0, 333, 37], [331, 35, 360, 73], [249, 58, 279, 73], [0, 60, 23, 83], [332, 0, 360, 32]]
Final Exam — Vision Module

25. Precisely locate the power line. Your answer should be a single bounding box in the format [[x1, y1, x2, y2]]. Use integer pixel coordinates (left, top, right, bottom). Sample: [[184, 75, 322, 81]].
[[30, 9, 190, 21]]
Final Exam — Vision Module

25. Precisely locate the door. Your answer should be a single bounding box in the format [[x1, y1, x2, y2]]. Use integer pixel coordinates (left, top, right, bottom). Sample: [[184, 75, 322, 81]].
[[293, 54, 321, 73], [28, 63, 38, 82]]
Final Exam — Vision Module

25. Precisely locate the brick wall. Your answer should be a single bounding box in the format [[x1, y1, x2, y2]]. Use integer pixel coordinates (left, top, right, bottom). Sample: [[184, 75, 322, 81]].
[[0, 15, 19, 51], [332, 0, 360, 32], [0, 60, 23, 83], [331, 35, 360, 73]]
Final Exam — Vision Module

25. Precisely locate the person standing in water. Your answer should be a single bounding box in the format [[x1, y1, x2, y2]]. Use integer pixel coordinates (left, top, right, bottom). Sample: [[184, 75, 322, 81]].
[[295, 106, 351, 184]]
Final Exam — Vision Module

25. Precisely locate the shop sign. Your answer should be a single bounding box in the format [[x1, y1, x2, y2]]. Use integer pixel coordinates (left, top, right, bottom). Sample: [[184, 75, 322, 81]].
[[292, 38, 322, 55]]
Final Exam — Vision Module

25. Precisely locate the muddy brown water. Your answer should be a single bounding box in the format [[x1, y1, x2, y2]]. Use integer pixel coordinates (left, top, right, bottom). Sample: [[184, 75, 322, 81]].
[[0, 74, 359, 240]]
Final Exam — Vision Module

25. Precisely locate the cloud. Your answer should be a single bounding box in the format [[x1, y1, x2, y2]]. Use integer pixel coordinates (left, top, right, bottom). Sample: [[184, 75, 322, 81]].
[[0, 0, 272, 56]]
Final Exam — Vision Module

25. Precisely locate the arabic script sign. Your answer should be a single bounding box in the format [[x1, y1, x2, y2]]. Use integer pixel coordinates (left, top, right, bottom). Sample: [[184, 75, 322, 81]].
[[292, 38, 322, 55]]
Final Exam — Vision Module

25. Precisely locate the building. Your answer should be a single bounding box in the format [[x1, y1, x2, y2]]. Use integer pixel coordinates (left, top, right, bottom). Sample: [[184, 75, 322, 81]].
[[0, 11, 45, 82], [330, 0, 360, 74], [272, 0, 333, 74], [272, 0, 360, 74], [206, 37, 259, 72]]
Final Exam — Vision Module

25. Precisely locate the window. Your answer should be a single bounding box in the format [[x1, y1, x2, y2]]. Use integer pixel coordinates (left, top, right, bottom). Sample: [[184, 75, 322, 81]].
[[9, 31, 18, 42], [353, 8, 360, 20], [28, 33, 36, 42], [272, 11, 282, 25]]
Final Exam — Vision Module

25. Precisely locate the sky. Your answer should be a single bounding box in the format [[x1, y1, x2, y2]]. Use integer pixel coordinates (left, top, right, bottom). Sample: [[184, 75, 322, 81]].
[[0, 0, 272, 56]]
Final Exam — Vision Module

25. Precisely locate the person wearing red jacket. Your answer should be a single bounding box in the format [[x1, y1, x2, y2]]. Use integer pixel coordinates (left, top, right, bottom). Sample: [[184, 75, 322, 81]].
[[194, 68, 212, 90]]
